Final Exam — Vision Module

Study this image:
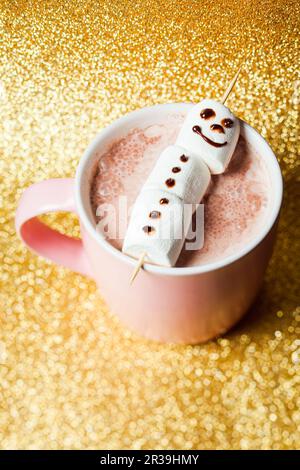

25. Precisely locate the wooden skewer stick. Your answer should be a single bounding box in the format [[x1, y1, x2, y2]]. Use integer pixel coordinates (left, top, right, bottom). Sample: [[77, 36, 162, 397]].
[[220, 66, 241, 104], [129, 66, 242, 284], [130, 251, 147, 284]]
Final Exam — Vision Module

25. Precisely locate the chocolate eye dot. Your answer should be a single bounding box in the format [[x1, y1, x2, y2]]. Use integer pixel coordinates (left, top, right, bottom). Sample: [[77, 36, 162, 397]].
[[222, 118, 234, 128], [180, 154, 189, 162], [149, 210, 161, 219], [160, 198, 169, 205], [200, 108, 216, 119], [142, 225, 155, 235], [165, 178, 175, 187], [172, 166, 181, 173]]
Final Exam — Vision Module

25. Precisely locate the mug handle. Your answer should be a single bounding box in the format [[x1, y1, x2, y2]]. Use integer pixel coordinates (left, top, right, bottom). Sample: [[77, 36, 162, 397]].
[[15, 178, 92, 277]]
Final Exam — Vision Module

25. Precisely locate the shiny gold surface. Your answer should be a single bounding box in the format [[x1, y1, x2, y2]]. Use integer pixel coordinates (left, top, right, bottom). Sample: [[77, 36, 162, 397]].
[[0, 0, 299, 450]]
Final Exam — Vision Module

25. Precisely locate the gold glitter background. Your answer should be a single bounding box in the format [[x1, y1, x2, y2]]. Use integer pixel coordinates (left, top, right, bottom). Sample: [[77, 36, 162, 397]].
[[0, 0, 299, 450]]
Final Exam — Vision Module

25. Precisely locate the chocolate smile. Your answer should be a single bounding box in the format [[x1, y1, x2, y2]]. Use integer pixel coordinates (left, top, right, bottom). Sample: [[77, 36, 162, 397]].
[[192, 125, 227, 148]]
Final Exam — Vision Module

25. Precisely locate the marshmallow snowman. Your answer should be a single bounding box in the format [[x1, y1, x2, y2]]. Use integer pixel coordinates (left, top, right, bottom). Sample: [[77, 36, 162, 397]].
[[176, 99, 240, 174], [122, 99, 240, 267]]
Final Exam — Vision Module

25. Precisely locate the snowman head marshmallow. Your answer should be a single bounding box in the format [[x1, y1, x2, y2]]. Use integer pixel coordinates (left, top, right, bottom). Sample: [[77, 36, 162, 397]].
[[176, 98, 240, 174]]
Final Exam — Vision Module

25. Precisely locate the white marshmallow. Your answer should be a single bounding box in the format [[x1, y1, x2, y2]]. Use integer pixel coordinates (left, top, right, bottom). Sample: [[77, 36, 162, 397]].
[[176, 99, 240, 174], [122, 189, 193, 267], [142, 145, 211, 204]]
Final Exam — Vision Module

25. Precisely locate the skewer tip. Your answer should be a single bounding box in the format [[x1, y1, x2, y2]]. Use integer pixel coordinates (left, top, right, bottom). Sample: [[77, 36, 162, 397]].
[[130, 252, 147, 285], [220, 65, 242, 105]]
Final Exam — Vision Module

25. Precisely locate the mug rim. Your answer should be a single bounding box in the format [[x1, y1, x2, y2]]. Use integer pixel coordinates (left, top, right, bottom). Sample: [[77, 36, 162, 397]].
[[75, 102, 283, 276]]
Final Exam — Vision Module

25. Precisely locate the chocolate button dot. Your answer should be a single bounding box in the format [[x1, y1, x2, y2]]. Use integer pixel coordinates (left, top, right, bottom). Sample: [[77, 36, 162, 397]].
[[149, 210, 161, 219], [180, 154, 189, 162], [165, 178, 175, 187], [172, 166, 181, 173], [160, 198, 169, 205], [142, 225, 155, 235]]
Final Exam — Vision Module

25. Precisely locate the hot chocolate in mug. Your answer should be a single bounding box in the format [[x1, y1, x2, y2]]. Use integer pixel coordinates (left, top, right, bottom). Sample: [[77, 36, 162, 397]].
[[15, 103, 283, 344]]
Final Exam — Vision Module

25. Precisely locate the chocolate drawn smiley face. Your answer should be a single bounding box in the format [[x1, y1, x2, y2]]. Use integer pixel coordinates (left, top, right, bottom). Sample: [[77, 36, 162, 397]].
[[192, 125, 228, 148], [192, 107, 235, 147]]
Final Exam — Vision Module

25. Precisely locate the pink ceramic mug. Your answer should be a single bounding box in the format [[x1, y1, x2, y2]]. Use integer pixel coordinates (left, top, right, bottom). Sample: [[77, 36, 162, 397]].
[[15, 103, 283, 344]]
